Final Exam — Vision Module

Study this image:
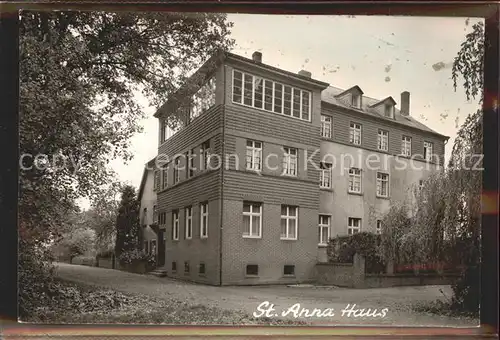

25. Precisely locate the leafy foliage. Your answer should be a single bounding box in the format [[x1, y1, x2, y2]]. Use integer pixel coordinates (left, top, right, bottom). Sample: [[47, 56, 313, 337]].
[[452, 20, 484, 102], [19, 10, 233, 317], [118, 249, 155, 266], [327, 232, 385, 274], [114, 185, 141, 257]]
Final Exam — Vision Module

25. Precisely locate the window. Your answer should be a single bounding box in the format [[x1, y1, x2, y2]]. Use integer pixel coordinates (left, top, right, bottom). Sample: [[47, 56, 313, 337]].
[[348, 168, 362, 193], [158, 211, 166, 227], [378, 129, 389, 151], [351, 93, 361, 108], [201, 140, 211, 170], [153, 170, 160, 191], [173, 157, 180, 184], [284, 265, 295, 276], [320, 162, 332, 189], [172, 210, 179, 240], [161, 120, 169, 143], [376, 220, 383, 235], [274, 83, 283, 113], [321, 115, 332, 138], [144, 241, 149, 254], [184, 261, 190, 274], [171, 261, 177, 273], [376, 172, 390, 197], [424, 141, 434, 162], [199, 263, 206, 276], [242, 202, 262, 238], [281, 205, 298, 240], [232, 70, 243, 103], [348, 217, 361, 235], [246, 140, 262, 171], [186, 150, 194, 178], [185, 206, 192, 239], [349, 123, 361, 145], [418, 179, 424, 193], [153, 205, 158, 224], [402, 136, 412, 156], [384, 104, 393, 118], [162, 167, 168, 189], [232, 69, 311, 121], [200, 202, 208, 238], [319, 215, 331, 246], [246, 264, 259, 276], [190, 77, 216, 121], [282, 147, 298, 176]]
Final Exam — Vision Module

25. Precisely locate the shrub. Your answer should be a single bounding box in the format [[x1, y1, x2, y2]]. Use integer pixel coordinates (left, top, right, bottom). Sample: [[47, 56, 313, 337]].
[[327, 232, 385, 273], [118, 248, 155, 266]]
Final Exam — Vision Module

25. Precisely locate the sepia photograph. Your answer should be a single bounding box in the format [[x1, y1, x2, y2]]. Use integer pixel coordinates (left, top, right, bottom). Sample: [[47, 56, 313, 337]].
[[14, 9, 486, 328]]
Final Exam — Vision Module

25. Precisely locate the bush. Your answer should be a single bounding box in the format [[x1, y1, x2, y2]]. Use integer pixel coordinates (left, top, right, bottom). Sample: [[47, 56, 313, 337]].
[[327, 232, 385, 273], [118, 248, 155, 266], [451, 265, 480, 316]]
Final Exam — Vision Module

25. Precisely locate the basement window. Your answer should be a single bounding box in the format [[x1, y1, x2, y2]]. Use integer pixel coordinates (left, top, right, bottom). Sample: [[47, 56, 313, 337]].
[[171, 262, 177, 273], [184, 261, 190, 274], [199, 263, 206, 276], [284, 265, 295, 277], [246, 264, 259, 276]]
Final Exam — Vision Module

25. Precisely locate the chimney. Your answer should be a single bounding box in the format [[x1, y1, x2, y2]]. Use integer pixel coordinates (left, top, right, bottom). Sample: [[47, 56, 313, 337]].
[[401, 91, 410, 116], [252, 51, 262, 63], [298, 70, 312, 78]]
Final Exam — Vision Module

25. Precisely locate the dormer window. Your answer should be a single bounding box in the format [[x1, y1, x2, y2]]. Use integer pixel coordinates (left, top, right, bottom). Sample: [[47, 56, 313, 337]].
[[384, 104, 394, 118], [351, 93, 361, 108]]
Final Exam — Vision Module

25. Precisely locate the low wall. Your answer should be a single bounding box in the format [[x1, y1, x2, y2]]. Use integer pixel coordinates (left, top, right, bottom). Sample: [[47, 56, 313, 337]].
[[96, 256, 115, 269], [315, 254, 459, 288]]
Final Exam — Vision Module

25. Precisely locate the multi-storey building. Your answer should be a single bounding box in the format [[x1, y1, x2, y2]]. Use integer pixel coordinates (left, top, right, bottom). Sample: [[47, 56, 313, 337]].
[[140, 50, 448, 285]]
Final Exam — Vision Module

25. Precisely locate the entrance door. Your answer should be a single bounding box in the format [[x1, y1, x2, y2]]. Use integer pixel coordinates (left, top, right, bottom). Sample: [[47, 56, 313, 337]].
[[157, 230, 166, 267]]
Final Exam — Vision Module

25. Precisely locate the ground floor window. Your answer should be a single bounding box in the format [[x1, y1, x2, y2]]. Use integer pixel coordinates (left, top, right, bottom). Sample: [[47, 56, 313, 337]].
[[348, 217, 361, 235], [199, 263, 206, 276], [319, 215, 331, 246], [171, 262, 177, 273], [283, 265, 295, 276]]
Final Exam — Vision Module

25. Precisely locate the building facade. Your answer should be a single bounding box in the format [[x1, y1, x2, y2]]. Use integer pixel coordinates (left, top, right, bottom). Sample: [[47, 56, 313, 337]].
[[140, 51, 448, 285]]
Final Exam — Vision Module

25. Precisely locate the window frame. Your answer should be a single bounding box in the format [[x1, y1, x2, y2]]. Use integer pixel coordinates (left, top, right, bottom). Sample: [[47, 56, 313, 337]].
[[401, 135, 412, 157], [351, 93, 361, 108], [283, 265, 296, 277], [282, 147, 298, 177], [320, 162, 332, 189], [162, 167, 168, 189], [232, 69, 312, 122], [172, 210, 179, 241], [173, 157, 180, 184], [242, 201, 262, 238], [280, 205, 298, 240], [185, 206, 193, 239], [201, 140, 211, 170], [348, 217, 361, 235], [376, 172, 390, 198], [349, 122, 362, 145], [246, 140, 263, 171], [348, 167, 362, 194], [318, 214, 331, 246], [200, 202, 209, 239], [377, 129, 389, 152], [423, 141, 434, 162], [321, 115, 332, 139], [246, 264, 259, 277]]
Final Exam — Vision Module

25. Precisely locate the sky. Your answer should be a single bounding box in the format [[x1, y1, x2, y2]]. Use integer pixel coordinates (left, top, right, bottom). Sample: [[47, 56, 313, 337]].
[[78, 14, 483, 209]]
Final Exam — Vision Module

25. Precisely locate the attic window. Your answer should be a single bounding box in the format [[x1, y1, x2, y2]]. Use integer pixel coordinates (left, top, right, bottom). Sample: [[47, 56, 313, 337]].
[[384, 104, 394, 118], [351, 93, 361, 108]]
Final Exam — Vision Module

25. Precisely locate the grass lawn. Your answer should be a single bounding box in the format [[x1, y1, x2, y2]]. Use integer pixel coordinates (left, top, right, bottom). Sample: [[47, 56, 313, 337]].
[[24, 279, 306, 325]]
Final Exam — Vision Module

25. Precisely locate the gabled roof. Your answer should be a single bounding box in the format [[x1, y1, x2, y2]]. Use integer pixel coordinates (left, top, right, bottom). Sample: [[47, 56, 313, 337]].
[[322, 86, 448, 139], [369, 96, 397, 108], [137, 158, 156, 202], [335, 85, 364, 97]]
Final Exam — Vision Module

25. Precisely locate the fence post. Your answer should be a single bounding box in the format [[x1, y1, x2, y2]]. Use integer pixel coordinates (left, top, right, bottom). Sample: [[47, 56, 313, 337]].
[[386, 260, 394, 275]]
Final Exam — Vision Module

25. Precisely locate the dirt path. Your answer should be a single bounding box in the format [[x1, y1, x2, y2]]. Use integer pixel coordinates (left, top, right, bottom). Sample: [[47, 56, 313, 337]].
[[54, 263, 477, 327]]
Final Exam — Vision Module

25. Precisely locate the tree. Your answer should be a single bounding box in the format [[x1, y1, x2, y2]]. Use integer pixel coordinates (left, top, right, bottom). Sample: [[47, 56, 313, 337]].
[[18, 11, 233, 317], [114, 185, 140, 258]]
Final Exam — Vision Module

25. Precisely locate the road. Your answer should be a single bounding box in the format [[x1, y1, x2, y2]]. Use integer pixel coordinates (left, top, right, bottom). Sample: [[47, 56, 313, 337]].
[[54, 262, 477, 327]]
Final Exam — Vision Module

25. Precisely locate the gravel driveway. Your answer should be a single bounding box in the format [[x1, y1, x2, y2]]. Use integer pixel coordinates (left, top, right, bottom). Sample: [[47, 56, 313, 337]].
[[54, 263, 478, 327]]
